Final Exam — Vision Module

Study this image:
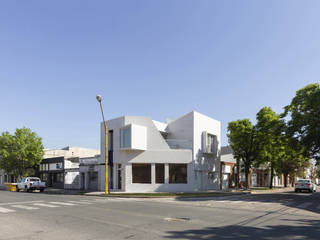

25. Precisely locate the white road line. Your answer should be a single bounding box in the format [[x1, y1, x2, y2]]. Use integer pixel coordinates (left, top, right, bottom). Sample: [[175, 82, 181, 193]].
[[68, 201, 92, 205], [0, 207, 15, 213], [11, 205, 39, 210], [49, 202, 76, 206], [296, 202, 312, 208], [33, 203, 59, 208], [0, 200, 43, 206]]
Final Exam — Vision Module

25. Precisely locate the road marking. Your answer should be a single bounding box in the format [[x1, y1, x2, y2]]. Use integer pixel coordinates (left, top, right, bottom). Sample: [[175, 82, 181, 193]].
[[0, 207, 15, 213], [0, 200, 43, 206], [68, 201, 92, 205], [11, 205, 39, 210], [296, 202, 312, 208], [49, 202, 77, 206], [33, 203, 59, 208]]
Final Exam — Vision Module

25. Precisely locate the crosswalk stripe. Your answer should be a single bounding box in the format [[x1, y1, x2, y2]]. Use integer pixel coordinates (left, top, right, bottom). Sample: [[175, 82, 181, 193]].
[[296, 202, 312, 208], [33, 203, 59, 208], [49, 202, 76, 206], [0, 207, 15, 213], [11, 205, 39, 210], [68, 201, 92, 205]]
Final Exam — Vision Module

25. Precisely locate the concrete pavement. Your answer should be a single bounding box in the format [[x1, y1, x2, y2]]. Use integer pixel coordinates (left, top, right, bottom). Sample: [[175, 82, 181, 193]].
[[0, 190, 319, 239]]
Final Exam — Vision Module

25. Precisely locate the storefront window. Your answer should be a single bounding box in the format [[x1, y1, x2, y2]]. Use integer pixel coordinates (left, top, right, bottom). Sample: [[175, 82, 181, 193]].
[[169, 164, 187, 184], [155, 164, 164, 184], [132, 164, 151, 183]]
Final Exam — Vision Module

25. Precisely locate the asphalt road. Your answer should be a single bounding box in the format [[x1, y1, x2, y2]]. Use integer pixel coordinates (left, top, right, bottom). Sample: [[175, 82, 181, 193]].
[[1, 189, 320, 240]]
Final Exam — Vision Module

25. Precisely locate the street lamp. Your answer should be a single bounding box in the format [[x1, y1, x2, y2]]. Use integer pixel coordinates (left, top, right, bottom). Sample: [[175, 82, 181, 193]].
[[96, 95, 109, 194]]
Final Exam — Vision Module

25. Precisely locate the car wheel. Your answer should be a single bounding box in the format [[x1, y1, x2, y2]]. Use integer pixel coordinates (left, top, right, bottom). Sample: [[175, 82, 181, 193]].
[[16, 187, 20, 192], [40, 188, 44, 193], [295, 189, 298, 193]]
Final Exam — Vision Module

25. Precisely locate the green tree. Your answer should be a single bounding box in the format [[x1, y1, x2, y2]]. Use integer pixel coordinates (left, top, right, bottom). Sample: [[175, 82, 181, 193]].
[[0, 127, 44, 180], [277, 138, 309, 187], [283, 83, 320, 164], [227, 119, 261, 189], [256, 107, 285, 189]]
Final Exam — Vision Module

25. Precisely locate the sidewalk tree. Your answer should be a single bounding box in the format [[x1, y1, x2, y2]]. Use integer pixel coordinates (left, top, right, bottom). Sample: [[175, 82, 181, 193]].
[[277, 139, 309, 187], [227, 119, 262, 189], [283, 83, 320, 164], [0, 127, 44, 180], [256, 107, 285, 189]]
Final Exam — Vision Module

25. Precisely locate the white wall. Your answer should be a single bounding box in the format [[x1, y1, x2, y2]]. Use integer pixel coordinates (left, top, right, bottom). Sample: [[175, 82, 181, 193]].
[[64, 171, 80, 189], [221, 153, 237, 164], [100, 112, 221, 192], [193, 111, 221, 190]]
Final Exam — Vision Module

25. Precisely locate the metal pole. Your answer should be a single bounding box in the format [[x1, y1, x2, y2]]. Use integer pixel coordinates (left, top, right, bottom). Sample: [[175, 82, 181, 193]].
[[97, 97, 109, 195]]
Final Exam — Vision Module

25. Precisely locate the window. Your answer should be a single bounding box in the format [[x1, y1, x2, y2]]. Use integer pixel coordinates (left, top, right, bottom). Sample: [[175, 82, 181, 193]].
[[155, 164, 164, 184], [54, 173, 64, 183], [108, 130, 114, 151], [169, 164, 187, 184], [120, 127, 131, 148], [132, 164, 151, 183], [207, 134, 216, 153]]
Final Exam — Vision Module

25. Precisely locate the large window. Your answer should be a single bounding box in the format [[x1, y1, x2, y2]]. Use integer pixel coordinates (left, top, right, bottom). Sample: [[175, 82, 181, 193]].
[[108, 130, 113, 151], [207, 134, 216, 153], [155, 164, 164, 184], [169, 164, 188, 184], [120, 127, 131, 148], [132, 164, 151, 184], [54, 173, 64, 183]]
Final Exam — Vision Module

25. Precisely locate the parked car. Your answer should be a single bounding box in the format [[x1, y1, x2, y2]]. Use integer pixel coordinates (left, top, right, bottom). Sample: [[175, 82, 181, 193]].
[[294, 179, 317, 193], [16, 177, 46, 192]]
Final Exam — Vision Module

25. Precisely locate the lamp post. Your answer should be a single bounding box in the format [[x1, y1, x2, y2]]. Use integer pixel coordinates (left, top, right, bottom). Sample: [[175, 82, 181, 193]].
[[96, 95, 109, 194]]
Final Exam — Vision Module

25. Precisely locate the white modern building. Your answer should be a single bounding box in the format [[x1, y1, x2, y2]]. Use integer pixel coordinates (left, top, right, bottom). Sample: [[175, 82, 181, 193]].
[[97, 111, 221, 193]]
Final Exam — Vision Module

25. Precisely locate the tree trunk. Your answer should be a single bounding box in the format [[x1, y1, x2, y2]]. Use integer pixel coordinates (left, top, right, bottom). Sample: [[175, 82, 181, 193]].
[[269, 164, 274, 189], [284, 173, 288, 187], [245, 165, 250, 189], [236, 159, 240, 188]]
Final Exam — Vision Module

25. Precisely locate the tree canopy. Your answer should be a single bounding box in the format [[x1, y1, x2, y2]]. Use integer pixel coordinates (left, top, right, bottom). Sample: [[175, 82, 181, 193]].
[[256, 107, 285, 188], [227, 119, 261, 189], [0, 127, 44, 179], [283, 83, 320, 164]]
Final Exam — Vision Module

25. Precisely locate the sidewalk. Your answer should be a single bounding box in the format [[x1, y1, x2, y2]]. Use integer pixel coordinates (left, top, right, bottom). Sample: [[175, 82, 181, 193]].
[[43, 188, 82, 195]]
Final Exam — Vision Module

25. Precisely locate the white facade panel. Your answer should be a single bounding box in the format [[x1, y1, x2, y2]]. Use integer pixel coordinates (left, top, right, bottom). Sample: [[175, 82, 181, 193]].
[[99, 111, 221, 193]]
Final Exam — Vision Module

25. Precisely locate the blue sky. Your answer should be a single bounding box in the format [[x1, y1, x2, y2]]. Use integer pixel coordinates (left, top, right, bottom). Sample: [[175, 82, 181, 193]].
[[0, 1, 319, 149]]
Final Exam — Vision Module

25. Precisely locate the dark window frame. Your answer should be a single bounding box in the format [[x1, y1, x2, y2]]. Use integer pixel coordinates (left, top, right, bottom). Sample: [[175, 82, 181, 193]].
[[169, 164, 188, 184], [132, 163, 151, 184], [155, 164, 165, 184]]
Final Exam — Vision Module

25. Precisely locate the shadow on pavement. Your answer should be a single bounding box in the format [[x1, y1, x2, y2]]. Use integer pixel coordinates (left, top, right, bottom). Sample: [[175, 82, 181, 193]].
[[175, 190, 320, 214], [165, 219, 320, 240]]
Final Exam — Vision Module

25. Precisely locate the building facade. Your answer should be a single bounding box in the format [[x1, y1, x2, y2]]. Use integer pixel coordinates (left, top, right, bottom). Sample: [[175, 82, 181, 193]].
[[97, 111, 221, 193], [39, 146, 100, 189], [220, 145, 293, 188]]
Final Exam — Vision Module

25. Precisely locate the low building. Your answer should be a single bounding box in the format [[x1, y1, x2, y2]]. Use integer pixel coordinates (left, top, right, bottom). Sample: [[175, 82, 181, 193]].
[[96, 111, 221, 193], [79, 155, 103, 191], [39, 146, 100, 189], [220, 146, 236, 190], [220, 145, 289, 188]]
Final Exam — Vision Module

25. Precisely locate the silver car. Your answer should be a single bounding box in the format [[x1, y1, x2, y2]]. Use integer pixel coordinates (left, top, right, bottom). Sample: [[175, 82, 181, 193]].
[[295, 179, 317, 193]]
